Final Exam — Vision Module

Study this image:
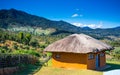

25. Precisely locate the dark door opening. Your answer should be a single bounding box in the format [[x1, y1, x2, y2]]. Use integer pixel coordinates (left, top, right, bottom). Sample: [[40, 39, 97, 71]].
[[96, 54, 100, 68]]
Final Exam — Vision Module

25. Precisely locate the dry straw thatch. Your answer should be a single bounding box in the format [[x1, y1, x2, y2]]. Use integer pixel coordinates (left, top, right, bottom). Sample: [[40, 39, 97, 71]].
[[44, 34, 113, 53]]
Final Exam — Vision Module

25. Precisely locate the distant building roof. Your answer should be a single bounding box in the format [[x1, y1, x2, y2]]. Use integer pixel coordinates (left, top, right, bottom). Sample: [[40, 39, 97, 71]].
[[44, 34, 113, 53]]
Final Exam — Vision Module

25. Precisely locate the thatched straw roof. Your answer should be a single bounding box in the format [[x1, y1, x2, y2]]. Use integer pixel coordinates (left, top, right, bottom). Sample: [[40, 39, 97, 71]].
[[44, 34, 113, 53]]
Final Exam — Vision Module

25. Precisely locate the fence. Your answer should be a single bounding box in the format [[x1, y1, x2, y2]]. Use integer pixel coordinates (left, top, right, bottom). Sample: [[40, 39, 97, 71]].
[[0, 54, 38, 75], [0, 54, 38, 68]]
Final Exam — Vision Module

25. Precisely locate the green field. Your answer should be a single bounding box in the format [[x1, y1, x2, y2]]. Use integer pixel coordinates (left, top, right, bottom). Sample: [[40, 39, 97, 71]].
[[34, 67, 102, 75]]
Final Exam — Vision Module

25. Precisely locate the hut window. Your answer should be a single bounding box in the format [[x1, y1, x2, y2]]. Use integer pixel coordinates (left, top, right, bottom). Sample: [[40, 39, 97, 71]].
[[88, 54, 94, 59], [100, 53, 104, 57], [55, 54, 60, 58]]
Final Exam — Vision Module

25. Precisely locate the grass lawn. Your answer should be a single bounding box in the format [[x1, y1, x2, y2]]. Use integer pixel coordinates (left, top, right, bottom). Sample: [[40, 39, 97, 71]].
[[13, 63, 42, 75], [34, 59, 102, 75], [34, 67, 102, 75]]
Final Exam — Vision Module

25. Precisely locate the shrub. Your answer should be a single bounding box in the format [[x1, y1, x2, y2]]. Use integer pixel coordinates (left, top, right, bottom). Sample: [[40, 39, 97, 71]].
[[13, 50, 40, 57], [105, 51, 110, 55], [0, 46, 11, 53], [29, 39, 39, 47], [13, 43, 18, 50]]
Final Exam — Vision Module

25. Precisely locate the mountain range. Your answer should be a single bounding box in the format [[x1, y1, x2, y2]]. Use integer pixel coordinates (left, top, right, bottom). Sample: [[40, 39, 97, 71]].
[[0, 9, 120, 39]]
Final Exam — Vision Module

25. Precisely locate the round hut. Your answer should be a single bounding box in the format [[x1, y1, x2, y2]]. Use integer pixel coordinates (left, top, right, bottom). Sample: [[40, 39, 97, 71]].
[[44, 34, 113, 70]]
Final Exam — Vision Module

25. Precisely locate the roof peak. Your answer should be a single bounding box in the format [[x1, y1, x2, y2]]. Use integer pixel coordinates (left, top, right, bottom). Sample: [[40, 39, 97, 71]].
[[70, 33, 89, 36], [70, 34, 93, 40]]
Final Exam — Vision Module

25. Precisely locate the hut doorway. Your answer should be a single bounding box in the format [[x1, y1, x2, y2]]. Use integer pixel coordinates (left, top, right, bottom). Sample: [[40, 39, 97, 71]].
[[96, 54, 100, 68]]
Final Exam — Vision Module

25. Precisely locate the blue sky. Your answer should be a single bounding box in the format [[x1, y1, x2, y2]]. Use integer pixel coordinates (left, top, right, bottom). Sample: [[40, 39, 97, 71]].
[[0, 0, 120, 28]]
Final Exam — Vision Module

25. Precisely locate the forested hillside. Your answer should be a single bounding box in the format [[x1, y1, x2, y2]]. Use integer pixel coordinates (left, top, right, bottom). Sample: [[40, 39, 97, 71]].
[[0, 9, 120, 39], [0, 9, 80, 33]]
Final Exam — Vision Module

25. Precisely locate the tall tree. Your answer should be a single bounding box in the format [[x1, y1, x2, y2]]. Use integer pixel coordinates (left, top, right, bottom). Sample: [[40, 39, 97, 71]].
[[23, 33, 32, 45], [18, 32, 24, 43]]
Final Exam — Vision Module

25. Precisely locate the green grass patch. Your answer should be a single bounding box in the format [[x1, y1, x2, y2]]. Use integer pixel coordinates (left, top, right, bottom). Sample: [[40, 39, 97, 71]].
[[34, 67, 102, 75], [107, 60, 120, 64], [13, 63, 42, 75]]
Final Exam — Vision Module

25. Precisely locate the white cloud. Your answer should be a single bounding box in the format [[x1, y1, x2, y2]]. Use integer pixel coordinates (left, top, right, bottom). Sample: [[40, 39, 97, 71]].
[[71, 14, 79, 17], [72, 22, 103, 29], [71, 14, 83, 17], [72, 23, 83, 27]]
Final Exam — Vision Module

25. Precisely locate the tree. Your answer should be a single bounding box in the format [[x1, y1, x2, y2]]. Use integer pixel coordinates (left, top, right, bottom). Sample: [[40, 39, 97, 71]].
[[18, 32, 24, 43], [29, 39, 39, 47], [24, 33, 31, 45]]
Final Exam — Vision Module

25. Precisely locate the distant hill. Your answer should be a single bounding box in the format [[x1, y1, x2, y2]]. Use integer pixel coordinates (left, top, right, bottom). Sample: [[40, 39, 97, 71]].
[[0, 9, 120, 39], [0, 9, 81, 33]]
